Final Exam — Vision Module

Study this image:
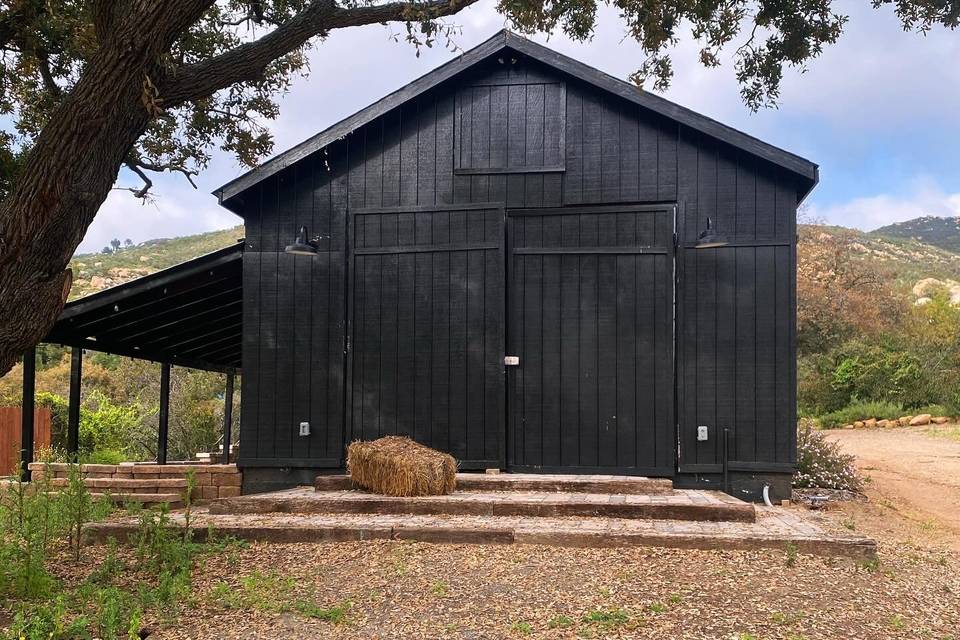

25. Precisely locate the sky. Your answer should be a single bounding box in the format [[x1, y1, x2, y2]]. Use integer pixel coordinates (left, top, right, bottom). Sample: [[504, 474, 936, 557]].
[[78, 0, 960, 253]]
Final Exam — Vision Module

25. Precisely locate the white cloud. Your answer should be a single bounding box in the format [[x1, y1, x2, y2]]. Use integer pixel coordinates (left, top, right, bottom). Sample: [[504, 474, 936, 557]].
[[807, 178, 960, 230], [77, 182, 240, 254], [73, 0, 958, 250]]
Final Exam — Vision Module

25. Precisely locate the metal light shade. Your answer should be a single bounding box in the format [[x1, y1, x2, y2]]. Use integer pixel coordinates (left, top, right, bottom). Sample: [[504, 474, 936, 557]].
[[284, 225, 318, 255], [694, 217, 728, 249]]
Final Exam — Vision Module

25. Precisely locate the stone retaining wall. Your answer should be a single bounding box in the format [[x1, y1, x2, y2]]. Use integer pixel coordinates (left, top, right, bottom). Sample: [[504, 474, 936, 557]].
[[26, 462, 243, 500]]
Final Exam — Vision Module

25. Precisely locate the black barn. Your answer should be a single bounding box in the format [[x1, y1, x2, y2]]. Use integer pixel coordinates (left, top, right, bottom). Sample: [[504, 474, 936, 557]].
[[211, 30, 816, 500]]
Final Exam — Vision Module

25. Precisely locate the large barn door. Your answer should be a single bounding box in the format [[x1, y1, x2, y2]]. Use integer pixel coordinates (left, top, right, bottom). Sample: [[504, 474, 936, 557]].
[[348, 204, 505, 469], [507, 205, 676, 475]]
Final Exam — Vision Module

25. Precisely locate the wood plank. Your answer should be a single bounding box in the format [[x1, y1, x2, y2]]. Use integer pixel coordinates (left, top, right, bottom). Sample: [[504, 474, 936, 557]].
[[735, 247, 756, 461], [615, 252, 638, 468], [600, 97, 620, 201], [581, 94, 603, 202], [637, 109, 659, 201], [657, 118, 678, 201], [755, 246, 777, 461], [417, 99, 437, 207], [564, 85, 583, 204]]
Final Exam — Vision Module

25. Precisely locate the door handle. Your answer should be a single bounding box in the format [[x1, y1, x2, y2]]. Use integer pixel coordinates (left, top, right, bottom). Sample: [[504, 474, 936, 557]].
[[503, 356, 520, 366]]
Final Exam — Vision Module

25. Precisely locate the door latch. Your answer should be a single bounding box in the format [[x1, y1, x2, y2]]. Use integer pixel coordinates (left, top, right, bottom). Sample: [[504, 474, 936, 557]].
[[503, 356, 520, 366]]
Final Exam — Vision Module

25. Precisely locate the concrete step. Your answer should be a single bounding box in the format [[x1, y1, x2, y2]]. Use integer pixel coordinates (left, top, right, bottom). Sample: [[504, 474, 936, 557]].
[[84, 508, 876, 560], [212, 487, 755, 523], [314, 472, 674, 495]]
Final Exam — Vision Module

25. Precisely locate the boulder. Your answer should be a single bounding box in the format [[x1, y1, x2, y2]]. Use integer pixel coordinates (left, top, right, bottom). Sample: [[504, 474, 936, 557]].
[[863, 418, 877, 429], [843, 424, 854, 429], [909, 414, 931, 426], [90, 275, 107, 289], [931, 416, 950, 425], [877, 419, 889, 428], [898, 416, 912, 427], [853, 421, 865, 428]]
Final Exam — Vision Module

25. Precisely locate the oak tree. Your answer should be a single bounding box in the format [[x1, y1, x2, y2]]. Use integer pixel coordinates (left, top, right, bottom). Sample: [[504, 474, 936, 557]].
[[0, 0, 955, 374]]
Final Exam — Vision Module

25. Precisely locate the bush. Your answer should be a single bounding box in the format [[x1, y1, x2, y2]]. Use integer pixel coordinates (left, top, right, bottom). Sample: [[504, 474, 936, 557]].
[[818, 400, 905, 429], [794, 420, 862, 491]]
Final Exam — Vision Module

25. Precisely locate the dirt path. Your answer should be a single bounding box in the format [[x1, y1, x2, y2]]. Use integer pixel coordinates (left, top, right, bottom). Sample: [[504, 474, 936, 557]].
[[825, 426, 960, 549]]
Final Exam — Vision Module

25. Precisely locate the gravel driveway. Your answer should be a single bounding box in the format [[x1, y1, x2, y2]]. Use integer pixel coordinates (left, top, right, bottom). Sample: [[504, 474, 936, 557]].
[[826, 426, 960, 547]]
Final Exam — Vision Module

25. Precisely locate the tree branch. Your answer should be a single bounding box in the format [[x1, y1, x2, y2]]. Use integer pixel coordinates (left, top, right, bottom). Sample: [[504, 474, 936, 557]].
[[164, 0, 479, 106], [123, 155, 198, 198]]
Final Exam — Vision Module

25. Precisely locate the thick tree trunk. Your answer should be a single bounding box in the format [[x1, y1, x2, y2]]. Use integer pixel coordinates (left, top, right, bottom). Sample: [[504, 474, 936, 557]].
[[0, 0, 213, 375], [0, 0, 475, 376]]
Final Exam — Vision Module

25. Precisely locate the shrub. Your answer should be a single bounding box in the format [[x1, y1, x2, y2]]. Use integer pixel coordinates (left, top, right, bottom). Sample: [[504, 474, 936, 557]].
[[794, 420, 862, 491], [818, 399, 904, 429]]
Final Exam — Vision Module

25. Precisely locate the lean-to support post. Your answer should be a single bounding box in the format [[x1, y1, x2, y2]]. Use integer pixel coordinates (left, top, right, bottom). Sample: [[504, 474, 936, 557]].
[[67, 347, 82, 458], [20, 348, 36, 481], [157, 363, 171, 464], [223, 372, 234, 464]]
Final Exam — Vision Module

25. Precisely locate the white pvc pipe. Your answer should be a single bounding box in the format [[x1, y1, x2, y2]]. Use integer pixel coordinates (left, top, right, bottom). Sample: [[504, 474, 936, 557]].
[[762, 484, 774, 507]]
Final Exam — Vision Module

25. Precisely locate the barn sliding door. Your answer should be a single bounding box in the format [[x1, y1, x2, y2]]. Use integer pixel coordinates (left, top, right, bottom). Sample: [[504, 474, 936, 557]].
[[507, 205, 676, 475], [348, 204, 505, 469]]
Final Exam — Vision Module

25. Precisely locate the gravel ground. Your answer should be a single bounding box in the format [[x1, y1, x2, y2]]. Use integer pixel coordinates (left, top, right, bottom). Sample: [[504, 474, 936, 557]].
[[147, 536, 958, 640]]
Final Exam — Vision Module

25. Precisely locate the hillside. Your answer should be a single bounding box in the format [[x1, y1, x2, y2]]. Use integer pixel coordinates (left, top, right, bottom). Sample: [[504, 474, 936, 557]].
[[69, 225, 244, 299], [801, 223, 960, 289], [872, 215, 960, 254], [67, 221, 960, 303]]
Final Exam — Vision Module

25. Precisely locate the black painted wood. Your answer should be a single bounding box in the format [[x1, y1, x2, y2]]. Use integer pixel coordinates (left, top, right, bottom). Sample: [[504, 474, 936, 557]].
[[20, 348, 35, 479], [68, 347, 82, 457], [226, 45, 802, 481], [508, 206, 675, 474], [348, 205, 505, 468]]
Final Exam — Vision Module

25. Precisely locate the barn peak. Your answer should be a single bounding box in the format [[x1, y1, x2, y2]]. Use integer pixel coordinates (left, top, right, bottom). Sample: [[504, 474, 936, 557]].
[[214, 28, 817, 213]]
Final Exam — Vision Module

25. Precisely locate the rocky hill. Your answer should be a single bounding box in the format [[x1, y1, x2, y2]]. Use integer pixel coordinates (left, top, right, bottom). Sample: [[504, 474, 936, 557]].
[[68, 221, 960, 306], [872, 215, 960, 254], [804, 223, 960, 290], [69, 225, 244, 300]]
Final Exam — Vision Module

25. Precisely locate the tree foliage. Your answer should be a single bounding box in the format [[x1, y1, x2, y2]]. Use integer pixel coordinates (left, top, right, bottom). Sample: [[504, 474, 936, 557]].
[[0, 0, 953, 375], [0, 0, 952, 201]]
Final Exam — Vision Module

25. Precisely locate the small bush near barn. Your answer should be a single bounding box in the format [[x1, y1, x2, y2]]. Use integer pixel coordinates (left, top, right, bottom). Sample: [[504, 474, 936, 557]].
[[794, 420, 863, 492]]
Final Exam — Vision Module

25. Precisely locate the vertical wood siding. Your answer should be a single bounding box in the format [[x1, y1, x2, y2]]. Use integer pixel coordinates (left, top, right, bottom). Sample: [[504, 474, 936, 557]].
[[239, 54, 798, 473], [349, 206, 504, 467]]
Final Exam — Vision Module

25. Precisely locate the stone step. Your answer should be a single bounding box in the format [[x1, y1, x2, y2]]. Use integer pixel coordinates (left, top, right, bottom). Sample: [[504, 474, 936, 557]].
[[84, 509, 876, 560], [48, 477, 188, 490], [212, 487, 755, 523], [314, 472, 674, 495], [74, 492, 184, 508]]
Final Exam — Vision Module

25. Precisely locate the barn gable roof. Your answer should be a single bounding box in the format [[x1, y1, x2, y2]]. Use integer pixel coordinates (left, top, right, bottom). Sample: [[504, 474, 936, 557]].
[[214, 29, 817, 211]]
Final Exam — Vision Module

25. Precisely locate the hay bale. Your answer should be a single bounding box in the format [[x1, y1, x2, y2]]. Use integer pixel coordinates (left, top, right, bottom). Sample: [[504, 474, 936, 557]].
[[347, 436, 457, 496]]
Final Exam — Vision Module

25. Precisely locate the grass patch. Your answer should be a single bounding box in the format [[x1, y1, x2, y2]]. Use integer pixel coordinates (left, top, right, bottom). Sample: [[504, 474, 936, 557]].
[[648, 601, 667, 613], [547, 615, 573, 628], [294, 600, 351, 624], [818, 400, 904, 429], [582, 608, 630, 629], [510, 620, 533, 635]]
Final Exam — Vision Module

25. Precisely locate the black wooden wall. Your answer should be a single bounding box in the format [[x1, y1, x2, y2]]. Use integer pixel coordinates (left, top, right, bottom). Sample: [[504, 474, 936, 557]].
[[238, 52, 798, 476]]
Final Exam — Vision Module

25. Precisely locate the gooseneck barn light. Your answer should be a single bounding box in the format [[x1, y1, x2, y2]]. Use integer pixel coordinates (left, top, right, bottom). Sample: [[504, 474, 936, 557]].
[[284, 225, 320, 256], [694, 217, 729, 249]]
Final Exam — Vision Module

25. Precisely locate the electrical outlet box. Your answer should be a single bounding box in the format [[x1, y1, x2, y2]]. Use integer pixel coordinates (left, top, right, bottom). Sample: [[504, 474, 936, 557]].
[[299, 421, 310, 437], [697, 425, 709, 441]]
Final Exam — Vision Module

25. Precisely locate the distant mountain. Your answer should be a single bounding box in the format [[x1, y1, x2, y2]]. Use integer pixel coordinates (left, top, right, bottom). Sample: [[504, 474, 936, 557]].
[[66, 220, 960, 304], [871, 216, 960, 254], [69, 225, 244, 300], [802, 223, 960, 290]]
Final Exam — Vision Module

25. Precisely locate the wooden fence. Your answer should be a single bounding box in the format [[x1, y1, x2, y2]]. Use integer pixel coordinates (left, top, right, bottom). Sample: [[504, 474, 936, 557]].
[[0, 407, 52, 477]]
